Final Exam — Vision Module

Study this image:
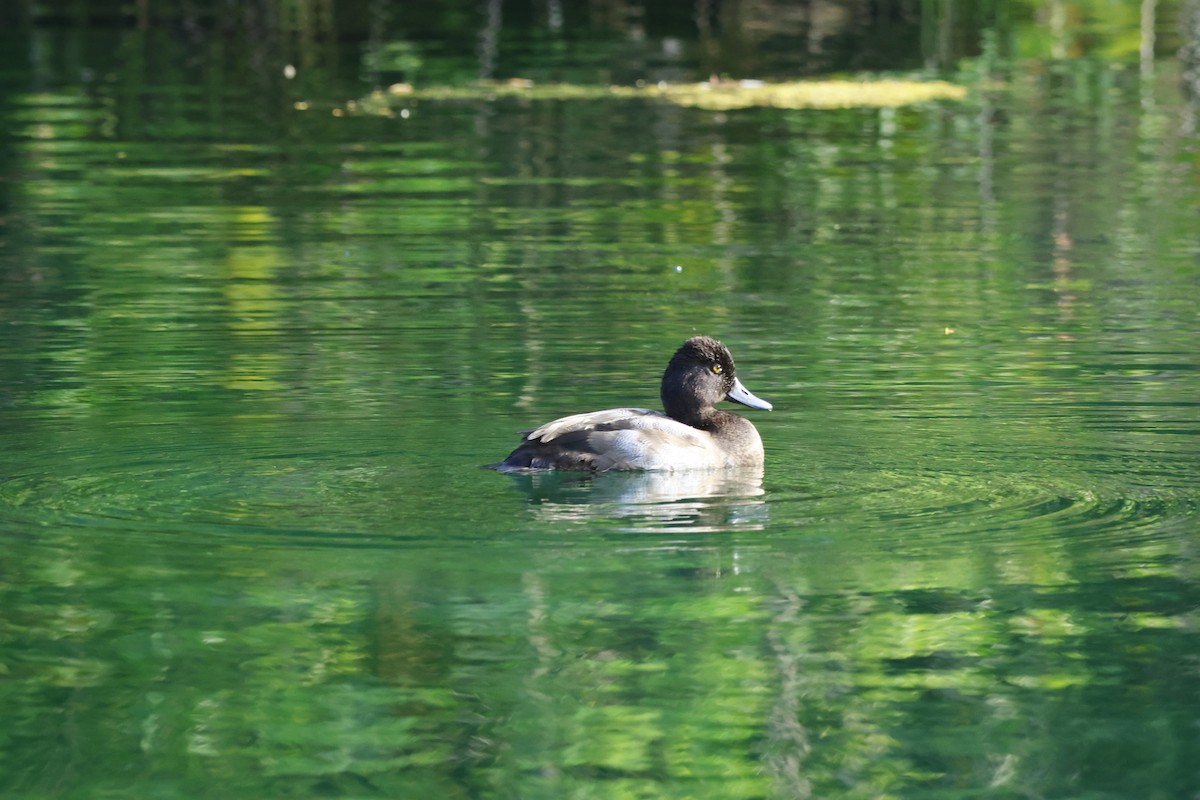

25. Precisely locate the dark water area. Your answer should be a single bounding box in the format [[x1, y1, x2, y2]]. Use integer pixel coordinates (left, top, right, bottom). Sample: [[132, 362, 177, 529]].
[[2, 2, 1200, 798]]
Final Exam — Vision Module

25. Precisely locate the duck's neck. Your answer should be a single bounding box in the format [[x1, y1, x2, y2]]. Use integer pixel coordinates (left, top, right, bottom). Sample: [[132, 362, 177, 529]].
[[662, 373, 725, 429], [664, 400, 720, 430]]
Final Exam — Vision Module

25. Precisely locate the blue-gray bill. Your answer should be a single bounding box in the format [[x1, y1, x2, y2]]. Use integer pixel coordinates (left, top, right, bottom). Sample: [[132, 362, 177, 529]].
[[726, 377, 772, 410]]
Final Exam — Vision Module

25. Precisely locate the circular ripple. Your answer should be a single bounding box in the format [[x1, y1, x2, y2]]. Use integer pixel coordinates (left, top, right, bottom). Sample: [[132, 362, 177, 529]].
[[2, 423, 1196, 551]]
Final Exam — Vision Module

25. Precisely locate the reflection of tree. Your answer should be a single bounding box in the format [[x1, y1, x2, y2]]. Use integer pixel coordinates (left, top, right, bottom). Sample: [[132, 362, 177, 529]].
[[1181, 0, 1200, 131], [478, 0, 502, 80], [764, 585, 812, 798]]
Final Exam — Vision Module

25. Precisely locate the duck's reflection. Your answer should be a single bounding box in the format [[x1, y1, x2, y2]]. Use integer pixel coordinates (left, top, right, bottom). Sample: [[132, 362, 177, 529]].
[[505, 468, 767, 532]]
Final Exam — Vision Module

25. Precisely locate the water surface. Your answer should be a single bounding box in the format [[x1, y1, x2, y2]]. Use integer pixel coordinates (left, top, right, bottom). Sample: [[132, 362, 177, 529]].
[[2, 7, 1200, 799]]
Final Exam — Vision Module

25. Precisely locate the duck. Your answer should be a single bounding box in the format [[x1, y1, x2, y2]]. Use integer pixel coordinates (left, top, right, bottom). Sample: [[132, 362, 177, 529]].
[[494, 335, 772, 472]]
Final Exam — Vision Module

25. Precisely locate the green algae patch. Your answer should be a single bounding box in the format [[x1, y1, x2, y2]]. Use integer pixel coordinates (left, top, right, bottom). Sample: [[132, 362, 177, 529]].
[[334, 77, 967, 117]]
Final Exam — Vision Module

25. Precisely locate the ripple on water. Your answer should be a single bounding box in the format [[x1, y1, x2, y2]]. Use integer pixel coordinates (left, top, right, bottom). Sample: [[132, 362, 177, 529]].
[[0, 435, 467, 549], [1, 417, 1195, 558], [763, 453, 1196, 562]]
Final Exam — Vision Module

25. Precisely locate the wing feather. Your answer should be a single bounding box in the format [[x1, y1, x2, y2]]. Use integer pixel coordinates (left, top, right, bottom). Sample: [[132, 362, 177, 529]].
[[527, 408, 661, 442], [505, 408, 720, 471]]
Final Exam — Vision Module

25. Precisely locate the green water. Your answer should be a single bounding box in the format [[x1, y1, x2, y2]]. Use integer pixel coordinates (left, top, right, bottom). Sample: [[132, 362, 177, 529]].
[[3, 4, 1200, 798]]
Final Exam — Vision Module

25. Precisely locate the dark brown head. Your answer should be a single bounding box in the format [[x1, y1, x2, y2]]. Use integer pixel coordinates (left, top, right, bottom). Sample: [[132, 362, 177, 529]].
[[660, 336, 771, 426]]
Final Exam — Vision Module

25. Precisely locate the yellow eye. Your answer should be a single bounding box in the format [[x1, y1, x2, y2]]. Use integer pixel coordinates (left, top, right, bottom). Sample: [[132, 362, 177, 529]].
[[711, 364, 723, 374]]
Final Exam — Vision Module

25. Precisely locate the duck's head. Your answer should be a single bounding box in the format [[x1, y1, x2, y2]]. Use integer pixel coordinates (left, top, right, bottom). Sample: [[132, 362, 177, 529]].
[[660, 335, 772, 425]]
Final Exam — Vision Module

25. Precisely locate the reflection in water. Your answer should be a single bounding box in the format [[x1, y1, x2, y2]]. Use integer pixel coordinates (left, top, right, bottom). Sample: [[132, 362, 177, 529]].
[[505, 467, 768, 533]]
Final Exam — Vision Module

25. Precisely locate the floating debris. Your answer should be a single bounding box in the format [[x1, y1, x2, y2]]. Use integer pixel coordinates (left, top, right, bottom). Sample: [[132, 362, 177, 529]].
[[334, 77, 968, 117], [636, 78, 969, 110]]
